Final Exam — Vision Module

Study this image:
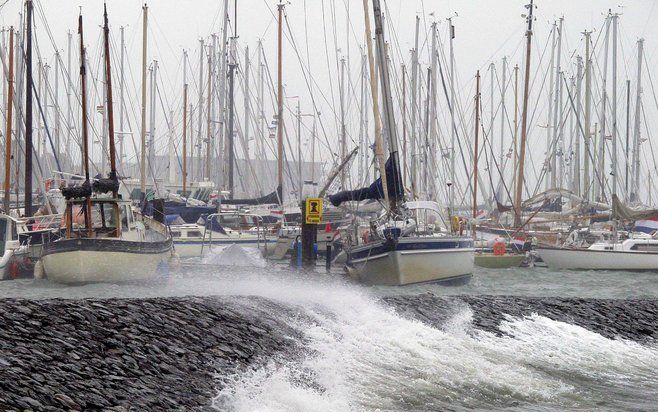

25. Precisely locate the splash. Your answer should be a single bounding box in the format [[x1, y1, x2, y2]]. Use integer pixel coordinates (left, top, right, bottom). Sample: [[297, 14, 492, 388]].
[[202, 244, 267, 268], [212, 285, 658, 412]]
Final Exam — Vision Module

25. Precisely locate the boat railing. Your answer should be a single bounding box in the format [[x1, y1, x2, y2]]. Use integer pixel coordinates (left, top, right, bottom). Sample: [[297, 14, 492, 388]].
[[201, 213, 268, 256]]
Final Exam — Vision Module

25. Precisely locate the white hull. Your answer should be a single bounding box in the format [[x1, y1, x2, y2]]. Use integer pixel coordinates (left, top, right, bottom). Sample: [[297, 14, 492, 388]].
[[537, 247, 658, 271], [347, 237, 474, 286], [42, 248, 171, 283]]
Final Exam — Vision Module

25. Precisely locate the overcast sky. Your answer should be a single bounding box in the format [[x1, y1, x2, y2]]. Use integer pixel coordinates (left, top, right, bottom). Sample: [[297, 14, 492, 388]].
[[1, 0, 657, 199]]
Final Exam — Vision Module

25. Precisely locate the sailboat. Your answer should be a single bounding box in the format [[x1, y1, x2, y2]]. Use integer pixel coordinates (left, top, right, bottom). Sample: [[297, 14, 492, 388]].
[[40, 7, 172, 284], [536, 195, 658, 271], [329, 0, 474, 286]]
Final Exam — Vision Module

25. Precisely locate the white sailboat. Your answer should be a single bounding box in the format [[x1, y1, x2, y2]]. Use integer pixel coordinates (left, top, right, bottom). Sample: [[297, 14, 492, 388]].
[[332, 0, 474, 286]]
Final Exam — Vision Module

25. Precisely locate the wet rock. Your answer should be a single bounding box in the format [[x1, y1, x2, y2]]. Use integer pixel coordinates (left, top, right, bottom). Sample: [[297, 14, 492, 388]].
[[0, 296, 305, 410]]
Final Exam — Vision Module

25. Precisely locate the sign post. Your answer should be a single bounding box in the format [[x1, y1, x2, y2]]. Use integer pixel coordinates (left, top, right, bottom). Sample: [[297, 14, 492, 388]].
[[301, 197, 321, 267]]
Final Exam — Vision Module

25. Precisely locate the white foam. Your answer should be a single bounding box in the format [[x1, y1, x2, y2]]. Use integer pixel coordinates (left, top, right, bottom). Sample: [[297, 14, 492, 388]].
[[202, 244, 267, 268]]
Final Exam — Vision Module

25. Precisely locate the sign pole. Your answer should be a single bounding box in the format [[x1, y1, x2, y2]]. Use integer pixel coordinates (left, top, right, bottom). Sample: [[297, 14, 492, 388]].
[[301, 197, 321, 267]]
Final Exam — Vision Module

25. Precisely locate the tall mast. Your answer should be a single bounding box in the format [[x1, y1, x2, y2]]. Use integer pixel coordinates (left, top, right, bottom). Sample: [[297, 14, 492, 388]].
[[583, 30, 592, 200], [257, 39, 264, 165], [473, 71, 480, 221], [24, 0, 34, 217], [149, 61, 157, 179], [66, 30, 73, 165], [196, 38, 204, 182], [429, 21, 438, 199], [358, 49, 366, 180], [624, 79, 630, 200], [78, 13, 92, 233], [596, 13, 611, 202], [512, 64, 519, 201], [217, 0, 229, 184], [276, 3, 284, 203], [500, 57, 507, 186], [227, 11, 237, 198], [140, 3, 148, 196], [574, 56, 583, 197], [54, 51, 60, 161], [339, 56, 347, 189], [3, 28, 14, 214], [362, 0, 388, 207], [401, 64, 407, 186], [103, 3, 121, 239], [372, 0, 402, 211], [611, 13, 619, 197], [119, 25, 125, 169], [411, 16, 420, 199], [544, 21, 556, 192], [296, 100, 302, 201], [182, 51, 188, 194], [244, 46, 250, 165], [631, 39, 644, 202], [550, 17, 563, 189], [513, 0, 534, 227], [448, 17, 455, 216], [205, 44, 212, 181]]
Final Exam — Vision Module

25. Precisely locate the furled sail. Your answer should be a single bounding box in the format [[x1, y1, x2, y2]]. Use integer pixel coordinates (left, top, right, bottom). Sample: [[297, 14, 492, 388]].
[[612, 194, 658, 221], [220, 185, 281, 205], [329, 157, 404, 207]]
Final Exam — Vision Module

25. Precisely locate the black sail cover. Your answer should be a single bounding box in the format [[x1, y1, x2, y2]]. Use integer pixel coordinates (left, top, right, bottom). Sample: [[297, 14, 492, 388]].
[[329, 156, 404, 207], [220, 185, 282, 205]]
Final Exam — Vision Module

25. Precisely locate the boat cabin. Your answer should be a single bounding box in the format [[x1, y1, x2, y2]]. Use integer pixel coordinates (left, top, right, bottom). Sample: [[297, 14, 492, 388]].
[[63, 198, 136, 239]]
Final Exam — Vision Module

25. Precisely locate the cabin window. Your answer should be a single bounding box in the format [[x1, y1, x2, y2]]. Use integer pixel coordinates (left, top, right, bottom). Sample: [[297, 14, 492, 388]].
[[187, 230, 203, 238], [170, 231, 181, 237]]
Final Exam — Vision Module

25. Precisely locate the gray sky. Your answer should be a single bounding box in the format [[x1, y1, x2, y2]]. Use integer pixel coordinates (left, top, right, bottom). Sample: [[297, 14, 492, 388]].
[[1, 0, 657, 201]]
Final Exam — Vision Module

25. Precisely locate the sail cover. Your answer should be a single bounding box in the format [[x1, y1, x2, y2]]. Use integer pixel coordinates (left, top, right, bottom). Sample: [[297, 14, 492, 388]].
[[612, 194, 658, 221], [220, 185, 281, 205], [329, 156, 404, 207]]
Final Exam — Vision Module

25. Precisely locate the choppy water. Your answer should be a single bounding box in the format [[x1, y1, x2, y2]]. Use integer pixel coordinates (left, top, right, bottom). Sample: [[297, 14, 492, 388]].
[[0, 255, 656, 411]]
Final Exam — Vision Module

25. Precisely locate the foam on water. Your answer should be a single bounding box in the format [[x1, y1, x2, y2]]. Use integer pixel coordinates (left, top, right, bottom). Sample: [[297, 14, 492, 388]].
[[201, 244, 267, 268], [211, 277, 658, 412]]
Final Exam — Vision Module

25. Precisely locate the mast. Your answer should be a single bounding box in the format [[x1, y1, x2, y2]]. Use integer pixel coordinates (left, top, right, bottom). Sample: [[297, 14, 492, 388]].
[[545, 21, 556, 192], [583, 30, 591, 200], [119, 25, 125, 169], [402, 64, 407, 186], [196, 38, 204, 182], [182, 51, 188, 195], [473, 71, 480, 222], [624, 79, 630, 200], [448, 17, 455, 217], [512, 64, 519, 202], [296, 100, 302, 201], [102, 3, 121, 239], [429, 21, 438, 199], [205, 46, 212, 181], [339, 56, 347, 189], [608, 13, 619, 197], [24, 0, 34, 217], [54, 51, 60, 161], [276, 2, 284, 203], [244, 46, 250, 165], [140, 3, 148, 197], [550, 17, 563, 190], [362, 0, 389, 207], [411, 16, 420, 198], [66, 30, 73, 166], [149, 60, 157, 179], [227, 31, 237, 198], [500, 57, 507, 186], [372, 0, 402, 212], [596, 13, 611, 202], [574, 56, 583, 197], [631, 38, 644, 202], [513, 0, 534, 227], [423, 68, 430, 196], [358, 49, 366, 180], [3, 28, 13, 214], [78, 13, 92, 233]]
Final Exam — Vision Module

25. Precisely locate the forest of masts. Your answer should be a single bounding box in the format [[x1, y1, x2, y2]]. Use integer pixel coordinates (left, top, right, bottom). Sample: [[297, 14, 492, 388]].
[[0, 1, 656, 218]]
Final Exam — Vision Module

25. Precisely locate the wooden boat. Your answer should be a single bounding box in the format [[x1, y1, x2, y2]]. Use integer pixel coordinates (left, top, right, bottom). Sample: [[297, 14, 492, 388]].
[[39, 7, 172, 284]]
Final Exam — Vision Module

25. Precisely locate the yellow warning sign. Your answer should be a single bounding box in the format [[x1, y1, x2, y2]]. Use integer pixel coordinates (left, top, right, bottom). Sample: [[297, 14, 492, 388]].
[[305, 198, 323, 224]]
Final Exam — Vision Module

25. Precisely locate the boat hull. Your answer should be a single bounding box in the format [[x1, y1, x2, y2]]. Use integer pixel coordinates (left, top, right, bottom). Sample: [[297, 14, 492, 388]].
[[41, 238, 172, 283], [536, 247, 658, 271], [347, 237, 474, 286]]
